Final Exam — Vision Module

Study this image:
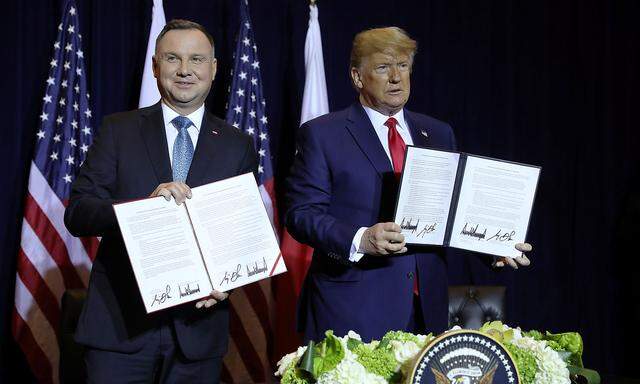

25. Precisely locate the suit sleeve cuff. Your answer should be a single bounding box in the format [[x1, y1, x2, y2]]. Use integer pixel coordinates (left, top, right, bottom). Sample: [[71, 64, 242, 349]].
[[348, 227, 368, 263]]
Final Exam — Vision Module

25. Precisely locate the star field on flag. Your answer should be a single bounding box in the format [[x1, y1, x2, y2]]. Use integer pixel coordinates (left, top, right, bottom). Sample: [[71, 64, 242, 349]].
[[34, 2, 93, 200]]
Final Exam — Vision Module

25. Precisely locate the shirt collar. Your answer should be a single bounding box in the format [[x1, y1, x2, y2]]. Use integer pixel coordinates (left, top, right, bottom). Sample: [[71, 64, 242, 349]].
[[161, 102, 204, 132], [361, 105, 408, 132]]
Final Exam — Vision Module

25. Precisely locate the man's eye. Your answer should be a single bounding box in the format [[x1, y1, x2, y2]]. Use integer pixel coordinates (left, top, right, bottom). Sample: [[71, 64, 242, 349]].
[[191, 57, 205, 64], [166, 56, 178, 63], [376, 65, 388, 73]]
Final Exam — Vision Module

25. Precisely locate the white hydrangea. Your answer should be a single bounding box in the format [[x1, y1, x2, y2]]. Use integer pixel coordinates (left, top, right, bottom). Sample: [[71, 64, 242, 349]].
[[274, 345, 308, 377], [316, 353, 387, 384], [389, 339, 426, 379], [511, 336, 570, 384], [389, 340, 422, 365], [413, 333, 430, 347], [346, 330, 362, 341]]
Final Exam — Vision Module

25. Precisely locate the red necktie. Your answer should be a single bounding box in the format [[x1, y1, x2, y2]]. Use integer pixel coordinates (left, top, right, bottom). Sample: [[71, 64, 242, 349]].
[[385, 117, 406, 176], [384, 117, 418, 295]]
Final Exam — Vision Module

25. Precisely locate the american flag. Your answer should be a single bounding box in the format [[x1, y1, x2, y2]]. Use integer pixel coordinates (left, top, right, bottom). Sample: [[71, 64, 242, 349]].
[[222, 1, 278, 382], [12, 0, 96, 382]]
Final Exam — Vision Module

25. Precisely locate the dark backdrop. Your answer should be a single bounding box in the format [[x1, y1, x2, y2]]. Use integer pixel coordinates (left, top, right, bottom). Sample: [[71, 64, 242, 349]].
[[2, 0, 639, 381]]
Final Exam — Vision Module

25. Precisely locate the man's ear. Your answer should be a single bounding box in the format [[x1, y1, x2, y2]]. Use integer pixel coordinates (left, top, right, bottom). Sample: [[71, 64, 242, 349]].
[[350, 67, 363, 89], [152, 55, 159, 78], [211, 58, 218, 82]]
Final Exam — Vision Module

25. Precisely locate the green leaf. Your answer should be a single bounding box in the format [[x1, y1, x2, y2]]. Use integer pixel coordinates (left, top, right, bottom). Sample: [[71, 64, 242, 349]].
[[347, 337, 363, 351], [568, 366, 600, 384], [311, 331, 345, 378], [297, 341, 316, 377], [377, 338, 390, 349], [545, 332, 584, 367], [523, 329, 584, 367]]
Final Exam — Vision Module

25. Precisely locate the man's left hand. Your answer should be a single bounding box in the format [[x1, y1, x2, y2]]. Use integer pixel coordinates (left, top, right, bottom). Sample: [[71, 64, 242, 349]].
[[494, 243, 532, 269], [195, 290, 229, 309]]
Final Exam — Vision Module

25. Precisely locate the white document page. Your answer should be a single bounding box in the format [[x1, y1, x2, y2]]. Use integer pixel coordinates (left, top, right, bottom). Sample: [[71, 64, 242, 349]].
[[185, 173, 286, 292], [394, 146, 460, 245], [448, 156, 540, 257], [113, 197, 212, 313]]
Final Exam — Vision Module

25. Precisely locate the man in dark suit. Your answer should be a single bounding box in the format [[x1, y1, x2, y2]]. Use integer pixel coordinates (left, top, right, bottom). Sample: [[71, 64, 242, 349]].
[[64, 19, 257, 383], [285, 27, 530, 343]]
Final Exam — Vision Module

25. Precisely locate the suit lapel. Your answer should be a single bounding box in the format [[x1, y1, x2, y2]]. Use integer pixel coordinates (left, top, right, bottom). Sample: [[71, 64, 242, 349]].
[[405, 110, 430, 148], [345, 103, 393, 176], [186, 111, 228, 187], [140, 103, 173, 184]]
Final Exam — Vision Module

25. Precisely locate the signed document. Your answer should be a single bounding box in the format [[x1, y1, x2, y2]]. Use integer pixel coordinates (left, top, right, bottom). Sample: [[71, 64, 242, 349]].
[[394, 146, 540, 258], [113, 173, 286, 313]]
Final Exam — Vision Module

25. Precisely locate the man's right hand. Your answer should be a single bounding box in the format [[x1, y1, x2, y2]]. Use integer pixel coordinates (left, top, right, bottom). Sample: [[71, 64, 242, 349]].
[[359, 222, 407, 256], [149, 182, 192, 205]]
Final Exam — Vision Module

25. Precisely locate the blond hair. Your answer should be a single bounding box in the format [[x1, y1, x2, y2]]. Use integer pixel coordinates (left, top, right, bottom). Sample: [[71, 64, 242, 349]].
[[350, 27, 417, 69]]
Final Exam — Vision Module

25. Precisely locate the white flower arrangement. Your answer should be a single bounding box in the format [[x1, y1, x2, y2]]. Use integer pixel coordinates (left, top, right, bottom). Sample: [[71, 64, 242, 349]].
[[511, 328, 571, 384], [276, 330, 432, 384], [275, 323, 595, 384], [510, 333, 570, 384]]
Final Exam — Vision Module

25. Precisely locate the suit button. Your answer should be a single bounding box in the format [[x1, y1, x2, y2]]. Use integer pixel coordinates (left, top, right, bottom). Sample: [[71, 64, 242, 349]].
[[407, 272, 414, 279]]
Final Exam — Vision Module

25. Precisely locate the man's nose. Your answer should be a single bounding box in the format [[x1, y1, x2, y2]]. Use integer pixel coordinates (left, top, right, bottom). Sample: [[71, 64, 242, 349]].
[[389, 66, 401, 83], [177, 60, 191, 76]]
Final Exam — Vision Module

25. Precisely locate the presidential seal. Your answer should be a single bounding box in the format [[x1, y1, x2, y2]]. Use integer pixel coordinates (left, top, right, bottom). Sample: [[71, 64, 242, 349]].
[[409, 330, 519, 384]]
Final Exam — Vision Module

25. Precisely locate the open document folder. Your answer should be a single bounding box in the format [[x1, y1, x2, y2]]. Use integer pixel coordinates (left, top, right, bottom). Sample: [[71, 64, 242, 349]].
[[113, 172, 286, 313], [394, 146, 541, 258]]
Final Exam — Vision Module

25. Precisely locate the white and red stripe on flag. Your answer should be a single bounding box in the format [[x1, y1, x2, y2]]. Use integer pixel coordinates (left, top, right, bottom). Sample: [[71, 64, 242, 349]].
[[222, 0, 281, 381], [12, 1, 98, 382]]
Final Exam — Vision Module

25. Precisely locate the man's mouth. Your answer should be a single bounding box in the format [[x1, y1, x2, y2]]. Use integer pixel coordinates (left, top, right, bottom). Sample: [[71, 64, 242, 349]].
[[175, 81, 194, 88]]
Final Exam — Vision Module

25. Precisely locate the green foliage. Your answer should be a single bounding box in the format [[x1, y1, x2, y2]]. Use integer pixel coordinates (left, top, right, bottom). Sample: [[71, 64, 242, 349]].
[[568, 366, 601, 384], [524, 330, 584, 367], [311, 331, 345, 378], [381, 330, 423, 346], [347, 337, 363, 351], [505, 343, 538, 384], [479, 321, 515, 344], [525, 329, 544, 340], [380, 331, 433, 347], [353, 343, 400, 382], [281, 367, 312, 384]]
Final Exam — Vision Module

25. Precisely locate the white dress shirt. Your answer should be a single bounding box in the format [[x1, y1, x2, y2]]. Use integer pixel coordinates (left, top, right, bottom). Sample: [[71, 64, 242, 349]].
[[161, 102, 204, 166], [349, 106, 414, 262]]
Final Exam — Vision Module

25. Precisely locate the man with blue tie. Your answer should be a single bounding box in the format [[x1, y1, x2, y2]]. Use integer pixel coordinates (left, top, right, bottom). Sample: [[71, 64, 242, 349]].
[[285, 27, 531, 343], [65, 19, 257, 383]]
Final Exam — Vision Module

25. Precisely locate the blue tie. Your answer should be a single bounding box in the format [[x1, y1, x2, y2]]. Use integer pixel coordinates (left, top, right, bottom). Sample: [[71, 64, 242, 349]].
[[171, 116, 194, 182]]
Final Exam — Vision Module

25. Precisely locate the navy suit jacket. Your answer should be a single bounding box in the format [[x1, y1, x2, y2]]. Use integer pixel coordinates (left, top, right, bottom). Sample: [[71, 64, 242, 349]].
[[64, 103, 257, 359], [285, 103, 456, 342]]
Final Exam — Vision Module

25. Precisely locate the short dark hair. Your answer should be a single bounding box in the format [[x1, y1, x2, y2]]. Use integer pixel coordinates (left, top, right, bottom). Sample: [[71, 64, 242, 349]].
[[155, 19, 215, 57]]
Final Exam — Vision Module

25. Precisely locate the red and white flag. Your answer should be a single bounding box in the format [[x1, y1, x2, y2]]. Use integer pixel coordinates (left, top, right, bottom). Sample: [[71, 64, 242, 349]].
[[12, 1, 97, 382], [139, 0, 166, 108], [222, 1, 278, 382], [275, 0, 330, 359]]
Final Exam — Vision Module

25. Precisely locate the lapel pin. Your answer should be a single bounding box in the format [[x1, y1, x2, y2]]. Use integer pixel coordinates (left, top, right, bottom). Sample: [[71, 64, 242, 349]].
[[420, 130, 429, 139], [211, 130, 219, 135]]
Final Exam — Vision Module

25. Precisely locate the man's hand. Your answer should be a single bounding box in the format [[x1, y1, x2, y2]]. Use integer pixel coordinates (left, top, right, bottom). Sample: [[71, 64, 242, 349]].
[[195, 290, 229, 309], [149, 182, 192, 205], [359, 222, 407, 256], [494, 242, 532, 269]]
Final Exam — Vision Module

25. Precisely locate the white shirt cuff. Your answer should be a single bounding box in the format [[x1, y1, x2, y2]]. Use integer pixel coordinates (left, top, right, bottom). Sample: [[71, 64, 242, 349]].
[[348, 227, 368, 263]]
